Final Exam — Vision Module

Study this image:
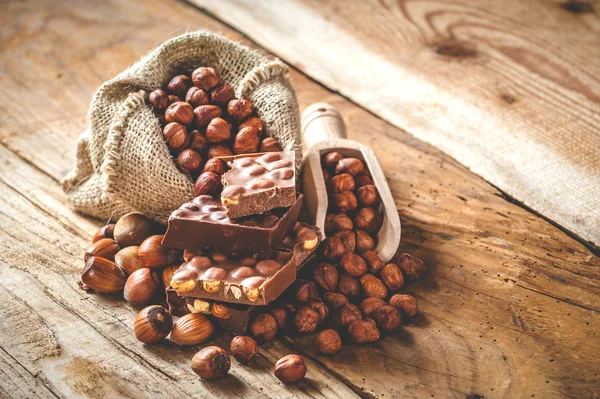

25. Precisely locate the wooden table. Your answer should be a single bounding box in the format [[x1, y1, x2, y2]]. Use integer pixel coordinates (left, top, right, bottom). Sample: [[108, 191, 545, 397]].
[[0, 1, 598, 398]]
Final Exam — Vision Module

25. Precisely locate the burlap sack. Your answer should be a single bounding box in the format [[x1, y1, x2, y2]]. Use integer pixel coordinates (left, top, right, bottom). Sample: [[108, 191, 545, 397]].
[[62, 31, 300, 224]]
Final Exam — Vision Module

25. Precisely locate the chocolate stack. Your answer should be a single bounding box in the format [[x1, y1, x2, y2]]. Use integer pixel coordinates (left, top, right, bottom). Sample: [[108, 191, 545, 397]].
[[163, 151, 321, 333]]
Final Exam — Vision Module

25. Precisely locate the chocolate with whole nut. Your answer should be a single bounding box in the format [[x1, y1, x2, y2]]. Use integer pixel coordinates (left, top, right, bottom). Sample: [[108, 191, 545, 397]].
[[162, 194, 303, 257], [170, 223, 321, 305], [221, 151, 297, 219]]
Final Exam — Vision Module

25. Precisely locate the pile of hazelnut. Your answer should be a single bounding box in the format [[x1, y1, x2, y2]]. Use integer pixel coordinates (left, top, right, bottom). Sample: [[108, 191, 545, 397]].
[[147, 66, 283, 197], [81, 212, 307, 384], [244, 152, 426, 354]]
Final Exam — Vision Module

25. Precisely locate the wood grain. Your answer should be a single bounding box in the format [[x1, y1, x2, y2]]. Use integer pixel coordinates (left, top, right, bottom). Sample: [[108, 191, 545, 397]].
[[194, 0, 600, 250], [0, 0, 599, 398]]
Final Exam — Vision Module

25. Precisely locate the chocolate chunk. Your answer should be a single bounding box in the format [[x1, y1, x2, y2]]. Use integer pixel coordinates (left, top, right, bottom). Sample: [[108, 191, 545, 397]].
[[162, 194, 303, 257], [221, 151, 296, 218]]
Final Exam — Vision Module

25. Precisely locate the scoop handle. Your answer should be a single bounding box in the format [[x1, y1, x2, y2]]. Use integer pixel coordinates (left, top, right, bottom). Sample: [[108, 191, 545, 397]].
[[301, 103, 347, 153]]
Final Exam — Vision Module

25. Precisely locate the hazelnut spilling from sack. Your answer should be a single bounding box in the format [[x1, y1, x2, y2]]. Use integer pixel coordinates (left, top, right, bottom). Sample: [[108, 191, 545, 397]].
[[62, 31, 301, 224]]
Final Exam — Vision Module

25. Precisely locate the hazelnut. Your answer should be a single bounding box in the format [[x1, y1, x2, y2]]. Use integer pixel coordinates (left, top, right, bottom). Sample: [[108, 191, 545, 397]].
[[191, 346, 230, 380], [202, 158, 225, 175], [337, 273, 360, 298], [165, 101, 194, 125], [334, 303, 362, 328], [335, 158, 364, 176], [206, 117, 232, 143], [230, 335, 258, 365], [313, 262, 338, 291], [114, 212, 155, 247], [323, 152, 344, 170], [124, 268, 163, 306], [227, 99, 253, 121], [84, 238, 120, 262], [81, 256, 127, 294], [194, 171, 221, 197], [233, 126, 260, 154], [380, 263, 404, 290], [211, 303, 231, 319], [138, 235, 183, 268], [329, 173, 355, 194], [259, 137, 283, 152], [167, 75, 192, 97], [193, 104, 222, 128], [210, 85, 235, 106], [115, 246, 144, 275], [148, 89, 169, 112], [191, 67, 220, 91], [361, 250, 384, 274], [134, 305, 173, 343], [316, 329, 342, 355], [291, 279, 318, 303], [396, 253, 427, 283], [274, 354, 306, 385], [161, 264, 179, 287], [360, 297, 386, 318], [250, 313, 278, 343], [208, 144, 233, 159], [357, 184, 379, 207], [322, 292, 348, 310], [239, 117, 264, 137], [340, 253, 367, 277], [92, 224, 115, 243], [185, 86, 209, 108], [163, 122, 188, 150], [355, 174, 374, 188], [348, 319, 380, 344], [294, 306, 318, 333], [269, 308, 288, 330], [334, 231, 356, 254], [359, 274, 388, 299], [177, 149, 202, 175], [389, 294, 418, 317], [374, 305, 401, 333], [354, 207, 383, 234], [188, 130, 208, 154], [331, 191, 358, 212], [355, 229, 376, 252], [325, 213, 353, 234], [307, 298, 329, 324], [319, 237, 347, 262], [170, 313, 215, 345]]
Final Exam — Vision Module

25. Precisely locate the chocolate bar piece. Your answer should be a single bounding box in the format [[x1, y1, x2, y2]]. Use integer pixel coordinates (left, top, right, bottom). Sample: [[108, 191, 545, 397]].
[[162, 194, 303, 258], [221, 151, 296, 218], [170, 223, 320, 305], [166, 253, 317, 334]]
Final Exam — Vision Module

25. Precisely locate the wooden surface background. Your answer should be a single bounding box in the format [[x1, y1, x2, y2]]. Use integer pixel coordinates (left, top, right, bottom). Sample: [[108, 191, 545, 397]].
[[0, 0, 599, 398], [195, 0, 600, 249]]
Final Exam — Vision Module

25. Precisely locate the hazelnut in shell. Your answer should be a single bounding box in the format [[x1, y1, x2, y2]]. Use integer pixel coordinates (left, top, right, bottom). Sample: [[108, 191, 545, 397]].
[[170, 313, 215, 345], [84, 238, 120, 262], [323, 292, 348, 310], [185, 86, 209, 108], [206, 117, 232, 143], [250, 313, 277, 343], [227, 99, 253, 121], [210, 85, 235, 106], [113, 212, 155, 247], [396, 253, 427, 283], [259, 137, 282, 152], [381, 263, 404, 290], [334, 230, 356, 254], [134, 305, 173, 343], [374, 305, 401, 333], [124, 268, 163, 306], [337, 273, 361, 298], [230, 335, 258, 365], [323, 152, 344, 170], [148, 89, 169, 112], [208, 144, 233, 159], [359, 274, 388, 299], [294, 306, 319, 334], [324, 213, 353, 234], [92, 224, 115, 243], [177, 149, 202, 175], [239, 117, 264, 137], [331, 191, 358, 212], [192, 346, 230, 380], [193, 105, 222, 128], [334, 303, 362, 328], [115, 246, 144, 275], [274, 354, 307, 385], [313, 262, 338, 291], [389, 294, 418, 317], [233, 126, 260, 154], [355, 229, 376, 252], [319, 237, 347, 262], [163, 122, 188, 150], [81, 256, 127, 294], [202, 158, 225, 175], [316, 329, 342, 355], [165, 101, 194, 126], [348, 319, 380, 344], [167, 75, 192, 97], [340, 253, 367, 277], [357, 184, 379, 207], [354, 207, 383, 234], [138, 235, 183, 269], [335, 157, 364, 176], [191, 67, 220, 91], [194, 171, 221, 197]]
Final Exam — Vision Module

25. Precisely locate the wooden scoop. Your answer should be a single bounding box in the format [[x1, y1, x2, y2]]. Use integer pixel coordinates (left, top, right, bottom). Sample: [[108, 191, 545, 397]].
[[300, 103, 401, 262]]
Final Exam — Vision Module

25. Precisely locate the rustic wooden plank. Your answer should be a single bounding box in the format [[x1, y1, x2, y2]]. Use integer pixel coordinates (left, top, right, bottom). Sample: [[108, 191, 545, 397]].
[[193, 0, 600, 249], [0, 144, 358, 399], [0, 0, 599, 398]]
